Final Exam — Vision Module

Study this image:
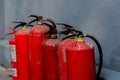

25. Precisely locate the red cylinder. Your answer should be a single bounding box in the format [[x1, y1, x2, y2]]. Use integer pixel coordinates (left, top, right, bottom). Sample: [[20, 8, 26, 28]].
[[42, 39, 61, 80], [9, 38, 17, 80], [58, 38, 74, 80], [29, 24, 50, 80], [66, 40, 96, 80], [15, 29, 30, 80]]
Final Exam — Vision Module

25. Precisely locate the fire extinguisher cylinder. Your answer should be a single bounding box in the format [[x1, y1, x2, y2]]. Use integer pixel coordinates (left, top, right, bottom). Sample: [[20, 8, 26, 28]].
[[7, 26, 17, 80], [29, 15, 58, 80], [60, 28, 103, 80], [14, 22, 32, 80], [41, 21, 62, 80]]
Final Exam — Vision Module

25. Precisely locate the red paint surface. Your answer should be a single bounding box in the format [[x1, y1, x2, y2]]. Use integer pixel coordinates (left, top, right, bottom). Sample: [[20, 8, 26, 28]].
[[9, 38, 17, 80], [66, 41, 96, 80], [58, 38, 74, 80], [15, 29, 30, 80], [29, 24, 50, 80], [42, 39, 61, 80]]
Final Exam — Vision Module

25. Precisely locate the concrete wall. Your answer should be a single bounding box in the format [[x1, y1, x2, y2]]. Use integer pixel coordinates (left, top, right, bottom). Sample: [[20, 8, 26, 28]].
[[1, 0, 120, 72]]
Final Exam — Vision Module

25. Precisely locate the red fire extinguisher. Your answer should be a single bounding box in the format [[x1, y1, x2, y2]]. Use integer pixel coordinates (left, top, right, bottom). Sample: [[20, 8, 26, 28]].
[[59, 28, 103, 80], [6, 26, 17, 80], [14, 22, 33, 80], [55, 23, 75, 80], [9, 38, 17, 79], [41, 21, 62, 80], [28, 15, 57, 80]]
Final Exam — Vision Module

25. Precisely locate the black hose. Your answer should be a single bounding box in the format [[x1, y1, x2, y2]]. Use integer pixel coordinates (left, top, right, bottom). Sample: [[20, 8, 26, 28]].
[[84, 34, 103, 80]]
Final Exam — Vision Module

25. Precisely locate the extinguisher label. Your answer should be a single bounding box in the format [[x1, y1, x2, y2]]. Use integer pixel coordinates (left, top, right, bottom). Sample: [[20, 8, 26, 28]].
[[10, 45, 16, 62], [12, 68, 17, 77]]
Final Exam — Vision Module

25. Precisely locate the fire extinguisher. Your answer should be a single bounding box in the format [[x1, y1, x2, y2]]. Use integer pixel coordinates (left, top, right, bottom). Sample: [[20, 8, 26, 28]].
[[59, 28, 103, 80], [41, 21, 62, 80], [9, 37, 17, 80], [6, 26, 17, 80], [55, 23, 75, 80], [28, 15, 57, 80], [14, 22, 33, 80]]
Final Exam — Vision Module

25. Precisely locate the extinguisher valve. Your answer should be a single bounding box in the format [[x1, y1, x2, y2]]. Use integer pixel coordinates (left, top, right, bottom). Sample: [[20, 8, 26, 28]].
[[29, 15, 43, 24], [29, 15, 57, 29], [13, 21, 33, 29]]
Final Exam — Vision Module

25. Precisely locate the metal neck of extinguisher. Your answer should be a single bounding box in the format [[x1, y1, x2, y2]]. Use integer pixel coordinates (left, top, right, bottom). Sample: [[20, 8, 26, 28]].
[[13, 21, 33, 29], [62, 29, 103, 80]]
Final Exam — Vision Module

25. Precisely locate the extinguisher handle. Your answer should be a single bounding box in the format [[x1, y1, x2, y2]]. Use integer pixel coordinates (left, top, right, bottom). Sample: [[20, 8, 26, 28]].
[[13, 21, 33, 29], [28, 15, 57, 29], [56, 23, 76, 35], [28, 15, 56, 28], [28, 15, 43, 24], [56, 23, 75, 29], [58, 30, 73, 35], [84, 34, 103, 80], [44, 18, 57, 28], [62, 34, 76, 40]]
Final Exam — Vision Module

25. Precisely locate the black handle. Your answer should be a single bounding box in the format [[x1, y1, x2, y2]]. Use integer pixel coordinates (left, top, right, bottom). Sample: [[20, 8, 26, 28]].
[[56, 23, 76, 35], [28, 15, 43, 24], [13, 21, 33, 29], [62, 34, 76, 40], [84, 34, 103, 80], [56, 23, 82, 36], [29, 15, 56, 28], [56, 23, 75, 29]]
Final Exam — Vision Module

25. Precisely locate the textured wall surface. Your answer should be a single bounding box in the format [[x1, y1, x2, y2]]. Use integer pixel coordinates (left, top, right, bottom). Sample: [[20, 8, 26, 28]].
[[0, 0, 120, 74]]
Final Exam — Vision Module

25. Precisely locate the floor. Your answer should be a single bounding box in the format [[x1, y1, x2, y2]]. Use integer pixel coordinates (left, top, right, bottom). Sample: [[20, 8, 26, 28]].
[[0, 69, 119, 80]]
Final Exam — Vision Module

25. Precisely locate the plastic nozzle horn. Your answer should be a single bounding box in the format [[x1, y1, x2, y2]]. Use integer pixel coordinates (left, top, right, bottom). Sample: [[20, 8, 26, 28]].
[[13, 21, 33, 29], [28, 15, 43, 24]]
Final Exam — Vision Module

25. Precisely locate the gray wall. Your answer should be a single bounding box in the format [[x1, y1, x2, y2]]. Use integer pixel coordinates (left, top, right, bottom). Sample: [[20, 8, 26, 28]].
[[1, 0, 120, 72]]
